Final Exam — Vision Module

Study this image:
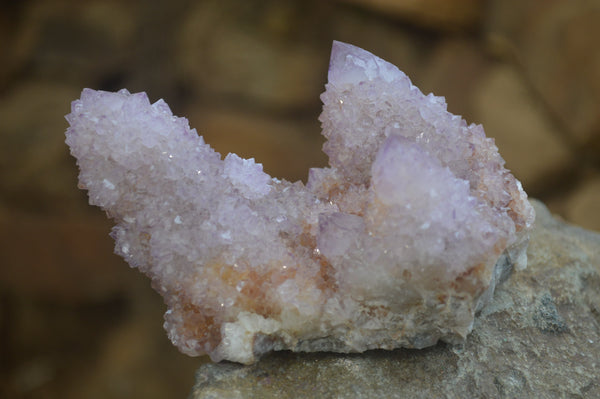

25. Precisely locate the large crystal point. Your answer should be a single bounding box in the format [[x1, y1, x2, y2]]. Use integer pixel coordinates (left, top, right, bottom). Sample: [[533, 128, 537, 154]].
[[65, 41, 534, 364]]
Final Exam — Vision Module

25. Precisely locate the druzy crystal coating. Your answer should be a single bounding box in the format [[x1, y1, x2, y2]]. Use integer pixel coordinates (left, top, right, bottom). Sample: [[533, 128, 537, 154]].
[[65, 41, 534, 364]]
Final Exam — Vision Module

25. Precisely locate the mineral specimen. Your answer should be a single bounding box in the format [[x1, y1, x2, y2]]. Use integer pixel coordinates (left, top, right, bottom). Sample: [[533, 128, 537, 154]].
[[65, 41, 535, 364]]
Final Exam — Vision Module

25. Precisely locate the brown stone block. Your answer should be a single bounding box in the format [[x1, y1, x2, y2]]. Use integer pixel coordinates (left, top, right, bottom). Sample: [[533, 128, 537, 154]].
[[0, 212, 129, 302], [336, 0, 483, 30]]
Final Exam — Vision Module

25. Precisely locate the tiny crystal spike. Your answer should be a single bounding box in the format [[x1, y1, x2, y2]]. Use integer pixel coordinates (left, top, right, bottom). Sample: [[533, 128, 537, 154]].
[[66, 41, 534, 364]]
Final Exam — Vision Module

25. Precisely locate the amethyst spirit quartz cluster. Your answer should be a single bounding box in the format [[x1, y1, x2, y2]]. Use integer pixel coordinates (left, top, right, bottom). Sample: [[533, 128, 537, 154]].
[[65, 41, 534, 364]]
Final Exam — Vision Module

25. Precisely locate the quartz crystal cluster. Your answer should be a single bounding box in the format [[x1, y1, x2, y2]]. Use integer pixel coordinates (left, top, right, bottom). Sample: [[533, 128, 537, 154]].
[[65, 41, 535, 364]]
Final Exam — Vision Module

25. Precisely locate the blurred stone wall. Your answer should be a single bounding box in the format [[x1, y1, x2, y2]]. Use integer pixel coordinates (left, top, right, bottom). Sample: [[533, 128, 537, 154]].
[[1, 0, 598, 398]]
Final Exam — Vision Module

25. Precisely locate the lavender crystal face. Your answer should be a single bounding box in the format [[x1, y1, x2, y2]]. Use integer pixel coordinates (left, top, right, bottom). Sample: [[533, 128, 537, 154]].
[[65, 41, 535, 364]]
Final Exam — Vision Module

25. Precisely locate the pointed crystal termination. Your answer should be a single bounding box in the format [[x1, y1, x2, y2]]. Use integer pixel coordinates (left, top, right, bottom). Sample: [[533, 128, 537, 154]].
[[65, 41, 535, 365]]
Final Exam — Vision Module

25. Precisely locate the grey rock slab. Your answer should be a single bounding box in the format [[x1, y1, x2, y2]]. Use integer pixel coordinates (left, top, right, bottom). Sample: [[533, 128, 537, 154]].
[[190, 199, 600, 398]]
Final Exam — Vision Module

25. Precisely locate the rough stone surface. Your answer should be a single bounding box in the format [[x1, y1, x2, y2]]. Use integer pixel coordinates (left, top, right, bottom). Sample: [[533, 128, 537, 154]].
[[190, 199, 600, 398]]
